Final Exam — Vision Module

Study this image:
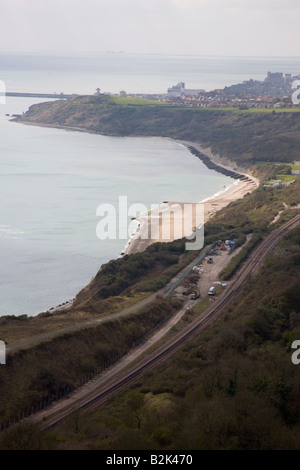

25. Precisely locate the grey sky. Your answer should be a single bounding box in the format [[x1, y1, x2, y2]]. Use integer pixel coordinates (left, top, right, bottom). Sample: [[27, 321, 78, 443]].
[[1, 0, 300, 56]]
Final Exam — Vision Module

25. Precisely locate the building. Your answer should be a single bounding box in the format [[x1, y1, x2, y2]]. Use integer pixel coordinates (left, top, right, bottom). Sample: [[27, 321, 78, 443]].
[[285, 73, 292, 83], [167, 82, 186, 97], [167, 82, 205, 97], [182, 87, 205, 96], [265, 72, 284, 83]]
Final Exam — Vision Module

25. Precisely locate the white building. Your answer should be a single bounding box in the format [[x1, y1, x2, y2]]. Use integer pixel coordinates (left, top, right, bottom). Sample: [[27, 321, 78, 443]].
[[167, 82, 205, 97], [167, 82, 186, 97]]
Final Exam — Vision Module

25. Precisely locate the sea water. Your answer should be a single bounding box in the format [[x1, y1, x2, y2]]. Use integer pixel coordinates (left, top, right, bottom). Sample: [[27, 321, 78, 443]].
[[1, 52, 299, 95], [0, 97, 234, 317]]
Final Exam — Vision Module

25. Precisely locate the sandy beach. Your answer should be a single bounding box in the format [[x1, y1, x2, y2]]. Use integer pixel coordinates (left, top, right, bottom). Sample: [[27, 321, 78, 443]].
[[125, 140, 259, 255], [16, 117, 259, 256]]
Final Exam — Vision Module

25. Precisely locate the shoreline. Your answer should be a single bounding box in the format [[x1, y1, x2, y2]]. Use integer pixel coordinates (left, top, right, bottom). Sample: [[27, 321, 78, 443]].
[[14, 118, 260, 246], [12, 118, 259, 312], [124, 139, 259, 255]]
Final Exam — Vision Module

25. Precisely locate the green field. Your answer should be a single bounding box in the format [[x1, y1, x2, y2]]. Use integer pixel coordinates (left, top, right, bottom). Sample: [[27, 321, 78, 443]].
[[196, 107, 300, 114], [272, 174, 297, 182], [111, 96, 168, 106], [237, 107, 300, 114], [105, 95, 300, 114], [111, 95, 300, 114]]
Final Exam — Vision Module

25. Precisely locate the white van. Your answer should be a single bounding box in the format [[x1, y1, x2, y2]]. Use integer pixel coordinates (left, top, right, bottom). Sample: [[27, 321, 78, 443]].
[[208, 286, 216, 296]]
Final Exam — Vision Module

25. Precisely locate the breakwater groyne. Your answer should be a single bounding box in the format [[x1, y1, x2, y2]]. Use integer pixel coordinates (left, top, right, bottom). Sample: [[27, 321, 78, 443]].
[[187, 145, 252, 182], [6, 92, 78, 99]]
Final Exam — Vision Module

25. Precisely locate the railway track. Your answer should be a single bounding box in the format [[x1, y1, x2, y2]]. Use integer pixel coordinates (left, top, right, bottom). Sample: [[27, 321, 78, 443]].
[[34, 214, 300, 429]]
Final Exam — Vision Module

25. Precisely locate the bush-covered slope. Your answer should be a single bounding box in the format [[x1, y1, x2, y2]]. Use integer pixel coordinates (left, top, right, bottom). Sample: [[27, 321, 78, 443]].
[[1, 181, 300, 449], [40, 223, 300, 451]]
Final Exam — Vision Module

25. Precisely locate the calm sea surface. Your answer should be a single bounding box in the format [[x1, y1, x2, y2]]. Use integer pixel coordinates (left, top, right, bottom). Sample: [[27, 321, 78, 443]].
[[1, 52, 299, 95], [0, 97, 234, 317], [1, 53, 299, 317]]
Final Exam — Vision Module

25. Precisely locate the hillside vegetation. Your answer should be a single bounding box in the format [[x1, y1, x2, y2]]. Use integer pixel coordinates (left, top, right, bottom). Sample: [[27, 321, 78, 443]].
[[16, 95, 300, 165], [55, 222, 300, 450], [1, 179, 300, 449], [3, 94, 300, 450]]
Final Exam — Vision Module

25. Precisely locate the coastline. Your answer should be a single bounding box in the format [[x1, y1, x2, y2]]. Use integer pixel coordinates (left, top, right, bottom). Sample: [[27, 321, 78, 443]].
[[41, 140, 259, 316], [124, 140, 259, 256], [13, 118, 259, 308]]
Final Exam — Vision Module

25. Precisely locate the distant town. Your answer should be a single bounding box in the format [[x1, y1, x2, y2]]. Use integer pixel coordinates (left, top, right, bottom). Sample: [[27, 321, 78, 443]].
[[117, 72, 300, 109], [7, 71, 299, 110]]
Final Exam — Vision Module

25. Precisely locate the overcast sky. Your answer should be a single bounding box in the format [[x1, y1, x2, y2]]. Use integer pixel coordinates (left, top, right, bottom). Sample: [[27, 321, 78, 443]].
[[1, 0, 300, 57]]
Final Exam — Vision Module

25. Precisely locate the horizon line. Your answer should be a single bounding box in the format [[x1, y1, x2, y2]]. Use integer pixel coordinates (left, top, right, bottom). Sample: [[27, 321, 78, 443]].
[[0, 50, 300, 60]]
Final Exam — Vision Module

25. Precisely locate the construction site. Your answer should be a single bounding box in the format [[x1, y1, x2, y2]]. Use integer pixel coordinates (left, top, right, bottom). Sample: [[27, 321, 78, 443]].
[[171, 239, 239, 304]]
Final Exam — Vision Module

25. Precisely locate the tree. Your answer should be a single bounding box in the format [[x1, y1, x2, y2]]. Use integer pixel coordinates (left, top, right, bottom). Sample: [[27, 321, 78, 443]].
[[0, 422, 42, 450], [126, 392, 145, 430]]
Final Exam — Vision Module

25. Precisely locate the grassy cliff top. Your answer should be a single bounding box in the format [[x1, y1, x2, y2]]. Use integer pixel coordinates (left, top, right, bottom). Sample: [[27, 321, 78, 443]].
[[16, 94, 300, 166]]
